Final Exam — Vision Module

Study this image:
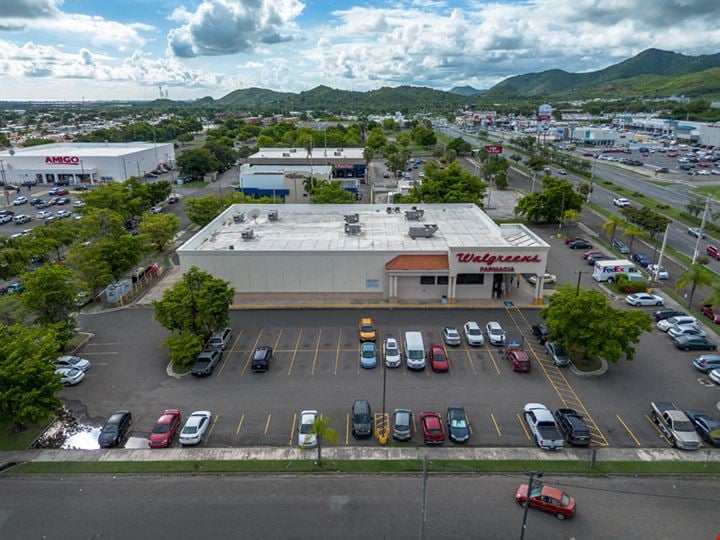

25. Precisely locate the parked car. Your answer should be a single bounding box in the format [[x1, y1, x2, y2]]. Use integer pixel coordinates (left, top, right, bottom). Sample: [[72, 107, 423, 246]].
[[55, 367, 85, 386], [12, 214, 31, 224], [446, 405, 469, 443], [179, 410, 211, 446], [206, 327, 233, 350], [55, 209, 71, 219], [693, 354, 720, 373], [420, 411, 445, 445], [700, 304, 720, 324], [358, 317, 376, 342], [360, 341, 377, 369], [383, 337, 401, 368], [672, 335, 717, 351], [657, 316, 698, 332], [98, 410, 132, 448], [531, 324, 550, 344], [527, 273, 556, 285], [711, 369, 720, 385], [625, 293, 664, 307], [582, 249, 603, 260], [515, 483, 576, 520], [351, 399, 372, 438], [392, 408, 413, 441], [251, 346, 273, 372], [612, 197, 630, 207], [545, 341, 570, 367], [631, 253, 652, 267], [190, 348, 222, 376], [667, 325, 706, 339], [523, 403, 563, 450], [463, 321, 484, 346], [554, 408, 591, 446], [647, 264, 669, 280], [149, 409, 182, 449], [568, 239, 592, 249], [688, 227, 706, 239], [56, 197, 71, 205], [36, 210, 52, 220], [557, 169, 567, 175], [12, 196, 28, 206], [684, 410, 720, 446], [587, 253, 611, 265], [0, 214, 12, 224], [564, 236, 588, 245], [505, 340, 531, 372], [55, 355, 91, 372], [298, 410, 318, 448], [485, 321, 506, 346], [429, 344, 449, 373], [442, 326, 462, 346]]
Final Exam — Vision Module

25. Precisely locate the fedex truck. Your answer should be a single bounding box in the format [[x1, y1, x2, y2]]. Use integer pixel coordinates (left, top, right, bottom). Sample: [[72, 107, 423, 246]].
[[592, 259, 642, 283]]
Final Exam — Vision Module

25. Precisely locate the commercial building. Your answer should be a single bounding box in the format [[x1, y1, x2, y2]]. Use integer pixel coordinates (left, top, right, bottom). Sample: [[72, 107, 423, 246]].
[[247, 147, 366, 179], [236, 164, 334, 201], [177, 203, 550, 304], [0, 142, 175, 185], [571, 127, 621, 146]]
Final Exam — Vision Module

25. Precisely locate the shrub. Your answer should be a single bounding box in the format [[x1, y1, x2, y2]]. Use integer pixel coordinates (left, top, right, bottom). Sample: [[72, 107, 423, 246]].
[[617, 279, 648, 293], [632, 191, 644, 197]]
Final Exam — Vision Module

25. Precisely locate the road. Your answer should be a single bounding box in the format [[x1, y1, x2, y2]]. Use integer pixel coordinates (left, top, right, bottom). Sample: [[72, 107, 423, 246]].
[[0, 474, 717, 539]]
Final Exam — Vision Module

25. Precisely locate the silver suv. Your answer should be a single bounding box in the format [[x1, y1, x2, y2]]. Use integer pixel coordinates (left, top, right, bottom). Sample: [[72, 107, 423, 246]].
[[206, 327, 232, 350]]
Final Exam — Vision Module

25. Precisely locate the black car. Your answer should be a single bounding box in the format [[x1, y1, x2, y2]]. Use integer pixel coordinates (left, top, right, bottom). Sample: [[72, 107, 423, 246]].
[[673, 335, 717, 351], [654, 309, 686, 322], [190, 348, 223, 376], [98, 410, 132, 448], [587, 254, 611, 265], [0, 209, 15, 217], [56, 197, 71, 205], [531, 324, 550, 344], [351, 399, 372, 438], [685, 410, 720, 446], [251, 346, 273, 372], [554, 408, 590, 446], [446, 405, 469, 443], [21, 179, 37, 187], [568, 239, 592, 249], [30, 198, 44, 206], [35, 200, 50, 209], [612, 239, 630, 254]]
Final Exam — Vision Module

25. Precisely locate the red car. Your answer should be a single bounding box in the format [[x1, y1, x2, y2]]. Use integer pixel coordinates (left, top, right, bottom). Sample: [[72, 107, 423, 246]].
[[56, 188, 69, 195], [700, 304, 720, 324], [668, 151, 679, 157], [515, 483, 576, 520], [582, 249, 603, 260], [564, 236, 587, 245], [707, 245, 720, 260], [49, 197, 60, 205], [505, 348, 531, 372], [429, 344, 449, 373], [149, 409, 182, 448], [420, 411, 445, 445]]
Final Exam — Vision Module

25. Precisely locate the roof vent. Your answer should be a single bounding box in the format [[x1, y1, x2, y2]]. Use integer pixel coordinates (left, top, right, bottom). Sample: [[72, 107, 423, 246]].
[[394, 207, 400, 213], [229, 245, 234, 250], [405, 209, 425, 221], [268, 210, 279, 221], [345, 223, 362, 235], [290, 148, 297, 153], [386, 207, 393, 214], [282, 152, 290, 157], [241, 228, 255, 240], [344, 213, 359, 223], [408, 224, 438, 239], [233, 212, 245, 223], [333, 151, 341, 156]]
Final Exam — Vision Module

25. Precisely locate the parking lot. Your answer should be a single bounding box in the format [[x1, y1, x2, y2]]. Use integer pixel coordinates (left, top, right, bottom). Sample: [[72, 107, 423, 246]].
[[68, 298, 720, 451]]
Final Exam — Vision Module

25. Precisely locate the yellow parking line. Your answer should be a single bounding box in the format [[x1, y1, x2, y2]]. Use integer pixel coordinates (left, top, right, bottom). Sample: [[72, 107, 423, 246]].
[[311, 329, 323, 375], [240, 329, 263, 376], [616, 414, 640, 447], [345, 413, 350, 445], [235, 414, 245, 436], [264, 414, 272, 435], [287, 329, 303, 376], [334, 330, 342, 375], [412, 414, 417, 434], [288, 413, 297, 446], [218, 329, 245, 376], [644, 414, 672, 445], [207, 414, 219, 440], [485, 346, 501, 375], [491, 413, 502, 436], [463, 347, 477, 375], [273, 329, 283, 350], [517, 413, 530, 440]]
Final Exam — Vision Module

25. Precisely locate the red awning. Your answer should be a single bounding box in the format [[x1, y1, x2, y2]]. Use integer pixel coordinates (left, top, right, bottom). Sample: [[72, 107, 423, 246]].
[[385, 254, 449, 271]]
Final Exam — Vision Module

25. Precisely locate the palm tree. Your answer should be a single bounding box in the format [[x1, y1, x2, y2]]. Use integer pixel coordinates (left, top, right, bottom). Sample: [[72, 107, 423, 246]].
[[676, 264, 713, 308], [302, 176, 318, 195], [623, 225, 644, 250], [309, 416, 339, 466], [601, 215, 623, 244]]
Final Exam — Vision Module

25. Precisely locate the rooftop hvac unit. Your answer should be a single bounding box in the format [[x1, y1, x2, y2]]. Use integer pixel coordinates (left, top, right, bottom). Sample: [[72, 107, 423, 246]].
[[408, 224, 438, 239], [268, 210, 279, 221], [405, 209, 425, 221], [241, 228, 255, 240], [233, 212, 245, 223], [344, 213, 359, 223], [282, 152, 290, 157], [345, 223, 362, 235], [386, 207, 393, 214], [333, 151, 341, 156], [290, 148, 296, 153], [394, 207, 401, 213]]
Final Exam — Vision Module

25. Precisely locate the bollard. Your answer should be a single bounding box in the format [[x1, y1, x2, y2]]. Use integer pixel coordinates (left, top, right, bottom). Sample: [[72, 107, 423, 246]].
[[588, 448, 597, 468]]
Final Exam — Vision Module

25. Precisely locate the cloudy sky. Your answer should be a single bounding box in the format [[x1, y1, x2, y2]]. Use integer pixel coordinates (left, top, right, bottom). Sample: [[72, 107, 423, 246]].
[[0, 0, 719, 101]]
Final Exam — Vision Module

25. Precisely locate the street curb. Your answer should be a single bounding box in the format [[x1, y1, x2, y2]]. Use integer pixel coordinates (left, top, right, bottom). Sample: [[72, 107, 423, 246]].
[[166, 360, 184, 379], [69, 332, 94, 354], [570, 357, 608, 377]]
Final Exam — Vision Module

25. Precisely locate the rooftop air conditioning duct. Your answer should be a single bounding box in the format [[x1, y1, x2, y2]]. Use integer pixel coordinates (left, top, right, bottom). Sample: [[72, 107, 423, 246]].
[[408, 224, 438, 239], [233, 212, 245, 223], [344, 223, 362, 235], [344, 213, 359, 223], [241, 228, 255, 240], [268, 210, 279, 221]]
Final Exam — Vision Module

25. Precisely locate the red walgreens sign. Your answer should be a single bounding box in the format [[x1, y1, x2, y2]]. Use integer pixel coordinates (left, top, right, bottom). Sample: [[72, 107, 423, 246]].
[[45, 156, 80, 165], [484, 145, 503, 154]]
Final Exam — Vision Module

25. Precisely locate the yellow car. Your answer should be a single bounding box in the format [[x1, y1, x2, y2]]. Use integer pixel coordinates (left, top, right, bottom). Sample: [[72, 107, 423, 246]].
[[359, 318, 376, 342]]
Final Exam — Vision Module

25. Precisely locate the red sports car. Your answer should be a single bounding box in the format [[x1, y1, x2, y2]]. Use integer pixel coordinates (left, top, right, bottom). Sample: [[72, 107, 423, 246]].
[[515, 483, 576, 520], [149, 409, 182, 448], [429, 344, 449, 373], [420, 411, 445, 445]]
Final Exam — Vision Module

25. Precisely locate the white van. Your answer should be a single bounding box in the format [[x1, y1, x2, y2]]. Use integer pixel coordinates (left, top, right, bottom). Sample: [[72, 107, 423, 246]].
[[592, 259, 641, 283], [404, 331, 426, 370]]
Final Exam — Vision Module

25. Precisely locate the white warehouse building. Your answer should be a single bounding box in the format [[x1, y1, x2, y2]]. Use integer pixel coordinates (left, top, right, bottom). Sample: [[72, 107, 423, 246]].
[[0, 142, 175, 185], [177, 204, 550, 304]]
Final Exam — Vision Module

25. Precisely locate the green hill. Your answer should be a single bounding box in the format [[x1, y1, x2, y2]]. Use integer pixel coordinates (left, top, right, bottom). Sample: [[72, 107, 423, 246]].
[[449, 86, 484, 96]]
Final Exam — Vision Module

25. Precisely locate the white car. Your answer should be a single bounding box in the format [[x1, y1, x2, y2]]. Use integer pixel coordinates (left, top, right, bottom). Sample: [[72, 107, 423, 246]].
[[463, 321, 484, 346], [55, 355, 91, 372], [298, 410, 318, 448], [657, 316, 698, 332], [625, 293, 664, 307], [55, 367, 85, 386], [709, 369, 720, 385], [485, 321, 506, 346], [0, 214, 12, 224], [442, 326, 462, 346], [73, 200, 85, 208], [383, 338, 401, 368], [647, 265, 669, 280], [557, 169, 567, 175], [667, 325, 707, 339], [688, 227, 706, 239], [613, 197, 630, 208], [179, 410, 212, 446], [150, 204, 163, 213], [55, 210, 71, 218], [12, 196, 28, 206], [12, 214, 31, 224], [528, 273, 556, 285], [36, 210, 52, 219]]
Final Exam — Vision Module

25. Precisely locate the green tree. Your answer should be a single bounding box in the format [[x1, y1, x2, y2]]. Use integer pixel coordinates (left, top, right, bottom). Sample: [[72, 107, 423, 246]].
[[185, 194, 228, 227], [20, 264, 77, 327], [686, 198, 705, 218], [601, 215, 623, 244], [176, 147, 220, 179], [623, 224, 644, 250], [514, 177, 585, 223], [676, 264, 713, 308], [365, 128, 387, 151], [153, 266, 235, 339], [409, 126, 436, 146], [403, 162, 486, 205], [310, 181, 354, 203], [445, 148, 458, 163], [0, 324, 61, 429], [307, 416, 339, 466], [541, 286, 652, 363], [382, 118, 399, 131], [620, 206, 670, 240], [163, 331, 205, 370], [139, 212, 181, 251], [446, 137, 472, 156]]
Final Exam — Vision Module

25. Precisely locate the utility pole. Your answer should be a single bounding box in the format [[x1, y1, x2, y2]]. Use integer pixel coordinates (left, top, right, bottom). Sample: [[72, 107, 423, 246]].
[[654, 223, 670, 281], [576, 270, 583, 296], [692, 196, 710, 264], [588, 155, 597, 201], [520, 470, 542, 540]]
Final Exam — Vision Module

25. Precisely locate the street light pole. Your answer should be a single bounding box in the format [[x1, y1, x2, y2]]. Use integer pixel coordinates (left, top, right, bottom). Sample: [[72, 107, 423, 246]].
[[692, 196, 710, 264], [576, 270, 583, 296], [520, 470, 543, 540]]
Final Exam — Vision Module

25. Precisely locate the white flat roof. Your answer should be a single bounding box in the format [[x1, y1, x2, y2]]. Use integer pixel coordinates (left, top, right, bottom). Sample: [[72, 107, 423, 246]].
[[249, 147, 364, 160], [0, 142, 167, 158], [240, 164, 332, 175], [179, 204, 549, 253]]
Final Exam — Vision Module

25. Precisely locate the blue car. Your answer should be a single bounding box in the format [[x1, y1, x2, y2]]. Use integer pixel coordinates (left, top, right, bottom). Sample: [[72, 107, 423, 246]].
[[632, 253, 652, 268], [360, 341, 377, 369]]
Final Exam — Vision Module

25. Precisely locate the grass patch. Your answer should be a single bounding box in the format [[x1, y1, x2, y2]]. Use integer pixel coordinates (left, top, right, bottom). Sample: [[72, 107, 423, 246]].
[[178, 180, 207, 189], [64, 333, 89, 352], [648, 181, 675, 187], [7, 459, 720, 476], [171, 362, 190, 375], [0, 418, 49, 451], [569, 354, 603, 372], [692, 185, 720, 199]]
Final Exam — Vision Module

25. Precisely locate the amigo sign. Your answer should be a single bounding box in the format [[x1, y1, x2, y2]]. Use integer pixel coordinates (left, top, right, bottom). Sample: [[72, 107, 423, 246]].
[[45, 156, 80, 165], [456, 253, 541, 265]]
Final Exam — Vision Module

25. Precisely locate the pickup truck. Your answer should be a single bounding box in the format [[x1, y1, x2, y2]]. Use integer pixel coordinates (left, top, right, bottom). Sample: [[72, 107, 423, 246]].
[[523, 403, 564, 450], [190, 349, 222, 377], [650, 401, 701, 450]]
